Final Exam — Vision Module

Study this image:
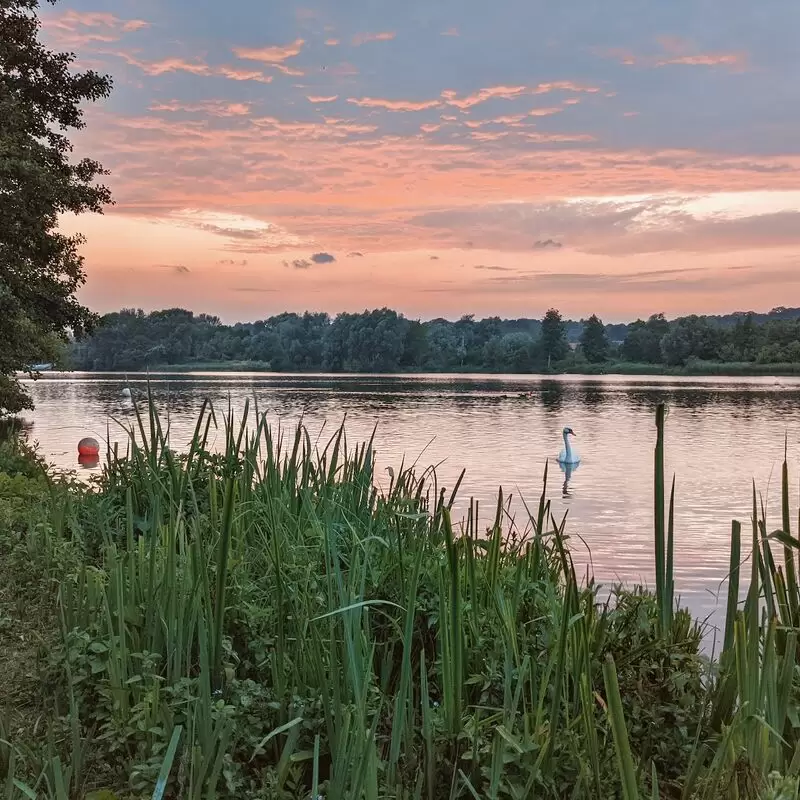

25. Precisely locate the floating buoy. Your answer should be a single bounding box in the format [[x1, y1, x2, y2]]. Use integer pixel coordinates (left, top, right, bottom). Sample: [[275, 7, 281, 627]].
[[121, 387, 132, 398], [78, 436, 100, 457]]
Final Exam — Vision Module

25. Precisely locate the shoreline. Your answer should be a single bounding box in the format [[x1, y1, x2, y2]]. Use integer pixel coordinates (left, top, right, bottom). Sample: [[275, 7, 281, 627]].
[[46, 359, 800, 378]]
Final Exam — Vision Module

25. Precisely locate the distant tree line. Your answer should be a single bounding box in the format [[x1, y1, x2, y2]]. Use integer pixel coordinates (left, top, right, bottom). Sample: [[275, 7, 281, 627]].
[[68, 306, 800, 373]]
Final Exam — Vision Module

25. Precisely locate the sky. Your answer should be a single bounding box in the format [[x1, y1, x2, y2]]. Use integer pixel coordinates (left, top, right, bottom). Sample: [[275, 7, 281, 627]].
[[40, 0, 800, 322]]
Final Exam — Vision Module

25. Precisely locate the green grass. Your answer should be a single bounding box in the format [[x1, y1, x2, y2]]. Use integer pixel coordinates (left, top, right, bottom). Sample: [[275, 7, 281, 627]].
[[1, 399, 800, 798]]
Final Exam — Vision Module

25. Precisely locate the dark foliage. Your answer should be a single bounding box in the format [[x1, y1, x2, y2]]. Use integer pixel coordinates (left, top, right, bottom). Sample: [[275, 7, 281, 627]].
[[0, 0, 112, 413], [70, 306, 800, 374]]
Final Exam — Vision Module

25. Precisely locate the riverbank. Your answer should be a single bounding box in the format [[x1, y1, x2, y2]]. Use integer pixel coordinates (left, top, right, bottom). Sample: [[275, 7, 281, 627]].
[[69, 359, 800, 377], [1, 403, 799, 799]]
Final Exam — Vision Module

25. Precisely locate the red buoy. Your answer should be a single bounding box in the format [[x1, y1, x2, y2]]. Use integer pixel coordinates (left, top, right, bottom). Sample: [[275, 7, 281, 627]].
[[77, 437, 100, 457]]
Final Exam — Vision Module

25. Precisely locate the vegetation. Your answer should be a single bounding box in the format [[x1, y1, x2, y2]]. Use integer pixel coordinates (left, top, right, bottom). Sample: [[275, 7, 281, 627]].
[[2, 398, 800, 798], [0, 0, 112, 414], [69, 306, 800, 375]]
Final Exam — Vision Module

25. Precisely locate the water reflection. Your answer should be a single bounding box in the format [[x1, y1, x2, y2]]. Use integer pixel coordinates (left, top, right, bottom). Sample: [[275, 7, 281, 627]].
[[559, 459, 579, 497], [540, 380, 565, 412], [579, 382, 605, 410]]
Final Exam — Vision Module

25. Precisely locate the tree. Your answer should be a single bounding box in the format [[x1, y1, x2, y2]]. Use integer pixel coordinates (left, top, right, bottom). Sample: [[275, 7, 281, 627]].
[[579, 314, 609, 363], [620, 313, 670, 364], [1, 0, 112, 412], [539, 308, 569, 366], [660, 315, 722, 366]]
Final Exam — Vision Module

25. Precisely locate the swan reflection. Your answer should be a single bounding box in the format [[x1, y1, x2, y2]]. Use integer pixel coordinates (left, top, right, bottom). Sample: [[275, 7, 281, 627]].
[[559, 458, 579, 497]]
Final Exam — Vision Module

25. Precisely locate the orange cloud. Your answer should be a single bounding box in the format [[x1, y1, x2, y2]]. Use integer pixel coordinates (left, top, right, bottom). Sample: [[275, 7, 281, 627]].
[[150, 100, 251, 116], [233, 39, 305, 63], [216, 66, 274, 83], [250, 116, 377, 138], [602, 40, 747, 70], [273, 63, 305, 76], [441, 85, 528, 109], [657, 53, 746, 67], [351, 31, 396, 45], [347, 96, 441, 111], [528, 107, 563, 117], [110, 52, 274, 83], [42, 10, 148, 46], [132, 56, 211, 76], [531, 81, 601, 94], [74, 99, 800, 266], [325, 38, 340, 46]]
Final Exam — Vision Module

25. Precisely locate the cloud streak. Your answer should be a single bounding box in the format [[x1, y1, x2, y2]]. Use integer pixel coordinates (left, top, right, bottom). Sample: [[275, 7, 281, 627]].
[[42, 10, 148, 47], [352, 31, 396, 45], [233, 39, 305, 63]]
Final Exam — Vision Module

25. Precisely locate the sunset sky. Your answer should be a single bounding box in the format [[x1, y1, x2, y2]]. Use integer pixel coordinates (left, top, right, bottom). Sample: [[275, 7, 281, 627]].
[[43, 0, 800, 322]]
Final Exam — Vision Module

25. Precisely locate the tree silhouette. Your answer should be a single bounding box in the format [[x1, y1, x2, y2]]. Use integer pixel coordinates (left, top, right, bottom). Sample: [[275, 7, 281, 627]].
[[540, 308, 569, 367], [1, 0, 112, 412], [580, 314, 610, 363]]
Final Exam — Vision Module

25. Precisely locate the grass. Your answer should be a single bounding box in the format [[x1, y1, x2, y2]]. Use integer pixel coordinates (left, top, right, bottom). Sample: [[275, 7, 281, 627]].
[[1, 398, 800, 798]]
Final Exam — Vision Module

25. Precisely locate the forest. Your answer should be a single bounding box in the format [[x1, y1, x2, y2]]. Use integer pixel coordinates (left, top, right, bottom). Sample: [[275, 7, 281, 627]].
[[68, 305, 800, 374]]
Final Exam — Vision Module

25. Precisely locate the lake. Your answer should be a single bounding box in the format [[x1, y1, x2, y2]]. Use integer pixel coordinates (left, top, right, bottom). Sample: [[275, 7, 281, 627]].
[[18, 371, 800, 642]]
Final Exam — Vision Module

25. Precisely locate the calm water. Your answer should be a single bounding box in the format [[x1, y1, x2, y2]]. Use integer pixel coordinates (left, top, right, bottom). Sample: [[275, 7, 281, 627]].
[[18, 372, 800, 640]]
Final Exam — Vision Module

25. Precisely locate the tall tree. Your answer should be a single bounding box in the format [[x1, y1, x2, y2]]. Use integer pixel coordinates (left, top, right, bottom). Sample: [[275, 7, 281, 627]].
[[1, 0, 112, 413], [579, 314, 610, 363], [539, 308, 569, 366]]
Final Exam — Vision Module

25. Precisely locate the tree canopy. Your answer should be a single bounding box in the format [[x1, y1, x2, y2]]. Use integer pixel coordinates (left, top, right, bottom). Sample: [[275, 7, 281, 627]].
[[69, 305, 800, 374], [0, 0, 112, 413], [579, 314, 610, 364], [540, 308, 570, 366]]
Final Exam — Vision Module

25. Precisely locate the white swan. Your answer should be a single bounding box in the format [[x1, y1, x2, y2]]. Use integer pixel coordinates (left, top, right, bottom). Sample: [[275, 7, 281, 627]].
[[557, 426, 580, 465]]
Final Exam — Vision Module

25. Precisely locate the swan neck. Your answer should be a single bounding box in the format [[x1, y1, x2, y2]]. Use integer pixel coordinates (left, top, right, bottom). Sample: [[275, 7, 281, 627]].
[[563, 431, 572, 459]]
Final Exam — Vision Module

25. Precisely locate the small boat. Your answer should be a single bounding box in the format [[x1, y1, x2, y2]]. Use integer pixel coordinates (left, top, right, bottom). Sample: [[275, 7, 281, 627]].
[[29, 363, 53, 372]]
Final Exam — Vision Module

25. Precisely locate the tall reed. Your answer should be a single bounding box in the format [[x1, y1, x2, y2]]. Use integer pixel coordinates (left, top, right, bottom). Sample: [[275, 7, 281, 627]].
[[2, 395, 800, 798]]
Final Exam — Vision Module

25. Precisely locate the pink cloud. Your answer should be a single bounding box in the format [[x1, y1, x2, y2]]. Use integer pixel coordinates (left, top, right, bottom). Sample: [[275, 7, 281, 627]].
[[273, 63, 305, 76], [150, 100, 251, 116], [77, 100, 800, 266], [471, 131, 510, 141], [42, 10, 148, 47], [603, 40, 747, 70], [251, 117, 378, 138], [233, 39, 305, 63], [348, 96, 441, 111], [111, 52, 273, 83], [133, 56, 211, 76], [217, 66, 274, 83], [441, 85, 528, 109], [531, 81, 601, 94], [325, 38, 340, 46], [441, 27, 459, 37], [351, 31, 396, 46], [657, 53, 746, 67], [528, 107, 563, 117], [308, 95, 339, 103]]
